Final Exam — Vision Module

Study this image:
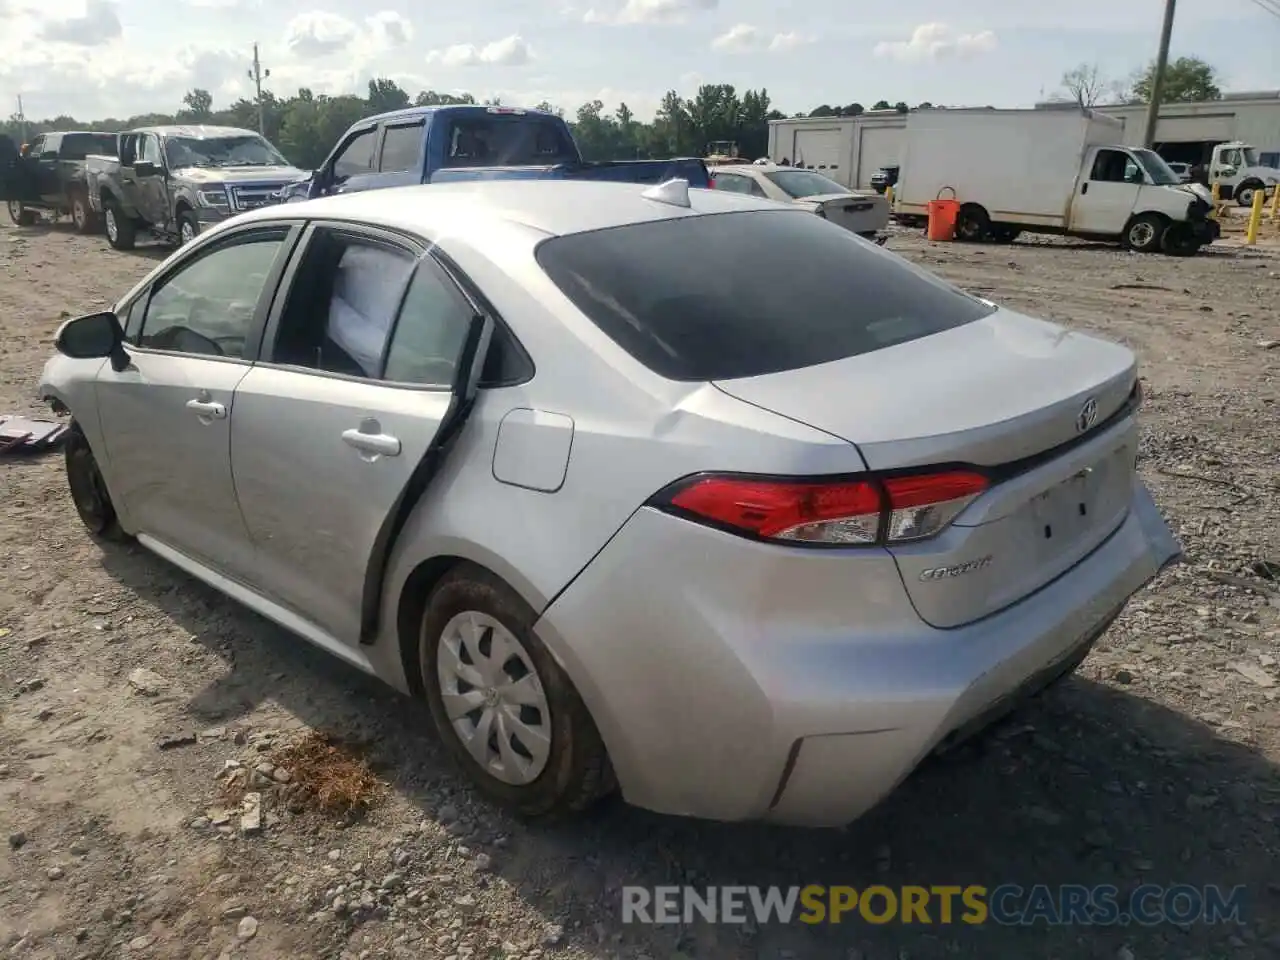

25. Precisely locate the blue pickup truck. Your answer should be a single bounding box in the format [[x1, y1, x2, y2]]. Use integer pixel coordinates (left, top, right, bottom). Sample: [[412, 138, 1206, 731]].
[[279, 104, 710, 202]]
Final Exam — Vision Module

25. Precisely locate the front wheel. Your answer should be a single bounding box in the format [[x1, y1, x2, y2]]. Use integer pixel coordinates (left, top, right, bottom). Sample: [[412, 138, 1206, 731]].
[[419, 565, 614, 820], [1124, 214, 1165, 253], [65, 423, 129, 542], [1235, 181, 1263, 208], [955, 204, 991, 242], [1160, 222, 1203, 257], [177, 209, 199, 246]]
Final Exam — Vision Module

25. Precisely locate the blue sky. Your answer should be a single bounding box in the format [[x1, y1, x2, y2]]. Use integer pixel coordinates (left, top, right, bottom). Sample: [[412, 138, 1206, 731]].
[[2, 0, 1277, 123]]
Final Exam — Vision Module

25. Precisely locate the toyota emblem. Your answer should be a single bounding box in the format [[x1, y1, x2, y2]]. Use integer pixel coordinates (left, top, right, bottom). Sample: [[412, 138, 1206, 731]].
[[1076, 397, 1099, 434]]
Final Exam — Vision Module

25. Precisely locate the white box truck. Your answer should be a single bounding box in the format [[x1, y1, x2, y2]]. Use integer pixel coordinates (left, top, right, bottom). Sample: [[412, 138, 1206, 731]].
[[893, 107, 1219, 256]]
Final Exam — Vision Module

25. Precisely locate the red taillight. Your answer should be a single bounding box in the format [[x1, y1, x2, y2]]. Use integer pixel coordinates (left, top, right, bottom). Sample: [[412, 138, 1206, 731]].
[[658, 469, 989, 546]]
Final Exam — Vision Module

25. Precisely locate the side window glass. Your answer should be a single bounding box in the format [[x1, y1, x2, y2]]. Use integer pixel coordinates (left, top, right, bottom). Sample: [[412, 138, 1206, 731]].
[[714, 174, 748, 194], [123, 293, 149, 343], [119, 135, 138, 166], [333, 130, 377, 179], [749, 180, 768, 198], [139, 232, 286, 358], [140, 135, 163, 165], [379, 123, 423, 173], [271, 231, 415, 378], [383, 260, 474, 386]]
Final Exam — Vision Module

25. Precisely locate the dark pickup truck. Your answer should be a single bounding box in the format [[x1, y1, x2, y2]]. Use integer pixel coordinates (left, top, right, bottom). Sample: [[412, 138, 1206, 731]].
[[86, 125, 308, 250], [0, 131, 119, 231], [279, 104, 710, 202]]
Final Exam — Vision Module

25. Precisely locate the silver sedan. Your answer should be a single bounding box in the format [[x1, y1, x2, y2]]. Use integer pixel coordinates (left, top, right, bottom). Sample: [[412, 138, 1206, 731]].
[[712, 163, 891, 238], [40, 178, 1180, 827]]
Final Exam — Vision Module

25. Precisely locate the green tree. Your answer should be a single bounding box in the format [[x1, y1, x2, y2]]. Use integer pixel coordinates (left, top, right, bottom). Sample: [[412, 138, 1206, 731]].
[[840, 103, 864, 116], [181, 88, 213, 120], [366, 78, 410, 114], [871, 100, 891, 110], [1131, 56, 1221, 103]]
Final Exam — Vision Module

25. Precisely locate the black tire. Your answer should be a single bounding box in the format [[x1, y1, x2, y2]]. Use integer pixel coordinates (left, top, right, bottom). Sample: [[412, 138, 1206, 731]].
[[7, 200, 38, 226], [103, 199, 136, 250], [990, 224, 1021, 244], [955, 204, 991, 242], [64, 422, 129, 542], [1235, 180, 1264, 208], [1123, 213, 1165, 253], [177, 208, 200, 246], [70, 192, 98, 234], [1160, 222, 1202, 257], [418, 564, 614, 820]]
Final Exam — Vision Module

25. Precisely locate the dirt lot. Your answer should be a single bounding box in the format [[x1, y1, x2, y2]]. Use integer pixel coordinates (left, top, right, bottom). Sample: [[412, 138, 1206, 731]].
[[2, 211, 1279, 960]]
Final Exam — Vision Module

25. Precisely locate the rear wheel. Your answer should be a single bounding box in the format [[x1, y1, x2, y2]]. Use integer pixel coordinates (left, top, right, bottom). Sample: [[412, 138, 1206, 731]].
[[1124, 213, 1165, 253], [418, 565, 614, 820], [65, 423, 129, 542], [103, 200, 136, 250], [955, 204, 991, 242], [71, 192, 98, 234], [7, 200, 38, 226], [1235, 180, 1263, 208], [989, 224, 1021, 244]]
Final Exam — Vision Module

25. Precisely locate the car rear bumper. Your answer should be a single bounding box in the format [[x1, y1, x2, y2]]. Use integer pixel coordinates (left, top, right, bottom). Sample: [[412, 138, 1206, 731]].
[[535, 477, 1180, 827]]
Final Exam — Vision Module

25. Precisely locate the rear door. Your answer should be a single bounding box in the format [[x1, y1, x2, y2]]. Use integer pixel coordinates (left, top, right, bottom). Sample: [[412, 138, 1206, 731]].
[[231, 221, 491, 647]]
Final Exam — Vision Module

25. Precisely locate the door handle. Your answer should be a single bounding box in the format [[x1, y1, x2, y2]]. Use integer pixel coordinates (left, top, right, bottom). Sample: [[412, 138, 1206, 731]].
[[1081, 182, 1089, 194], [185, 398, 226, 419], [342, 427, 401, 457]]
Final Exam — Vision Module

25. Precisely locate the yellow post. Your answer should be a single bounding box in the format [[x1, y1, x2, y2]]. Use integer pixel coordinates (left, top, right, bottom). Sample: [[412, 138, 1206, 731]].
[[1245, 186, 1265, 245], [885, 184, 894, 206], [1270, 185, 1280, 224], [1209, 181, 1220, 220]]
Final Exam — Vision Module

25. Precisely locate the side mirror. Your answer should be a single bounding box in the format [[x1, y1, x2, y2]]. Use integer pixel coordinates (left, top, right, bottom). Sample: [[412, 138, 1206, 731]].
[[133, 161, 159, 177], [1220, 166, 1237, 177], [56, 312, 126, 367]]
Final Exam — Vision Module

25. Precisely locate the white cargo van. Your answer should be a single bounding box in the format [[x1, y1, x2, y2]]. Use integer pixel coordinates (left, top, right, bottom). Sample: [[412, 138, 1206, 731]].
[[893, 107, 1219, 256]]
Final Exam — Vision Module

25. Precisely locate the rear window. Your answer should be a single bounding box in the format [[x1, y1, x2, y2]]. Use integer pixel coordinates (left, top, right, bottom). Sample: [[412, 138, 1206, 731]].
[[442, 116, 577, 168], [535, 209, 995, 382], [60, 134, 118, 160]]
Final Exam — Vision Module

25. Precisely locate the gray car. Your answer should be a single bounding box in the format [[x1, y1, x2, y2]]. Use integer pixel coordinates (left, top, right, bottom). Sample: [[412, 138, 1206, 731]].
[[40, 178, 1180, 827], [712, 163, 891, 239], [86, 125, 307, 249]]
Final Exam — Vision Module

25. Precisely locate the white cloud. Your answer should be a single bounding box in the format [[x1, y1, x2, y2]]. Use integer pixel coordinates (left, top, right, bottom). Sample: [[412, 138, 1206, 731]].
[[873, 23, 997, 62], [426, 35, 531, 68], [284, 11, 360, 58], [38, 0, 121, 45], [711, 23, 814, 54], [584, 0, 716, 25]]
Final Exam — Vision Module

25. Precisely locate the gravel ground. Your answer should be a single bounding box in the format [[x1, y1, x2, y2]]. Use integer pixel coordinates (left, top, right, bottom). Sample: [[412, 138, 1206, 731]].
[[1, 212, 1279, 960]]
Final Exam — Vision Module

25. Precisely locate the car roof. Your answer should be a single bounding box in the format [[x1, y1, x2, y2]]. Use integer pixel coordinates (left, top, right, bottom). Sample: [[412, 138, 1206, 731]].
[[130, 125, 257, 139], [715, 164, 784, 175], [236, 179, 785, 238]]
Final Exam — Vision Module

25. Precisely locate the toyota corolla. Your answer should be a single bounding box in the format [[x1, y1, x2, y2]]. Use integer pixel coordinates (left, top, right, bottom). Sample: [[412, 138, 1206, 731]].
[[39, 178, 1180, 826]]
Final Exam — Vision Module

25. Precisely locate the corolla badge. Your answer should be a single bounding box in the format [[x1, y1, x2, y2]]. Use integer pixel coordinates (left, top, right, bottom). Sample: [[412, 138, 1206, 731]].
[[1076, 397, 1099, 434], [919, 555, 993, 582]]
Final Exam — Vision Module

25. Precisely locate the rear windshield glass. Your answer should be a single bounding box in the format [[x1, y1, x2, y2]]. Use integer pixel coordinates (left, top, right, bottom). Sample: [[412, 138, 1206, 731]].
[[441, 116, 577, 168], [60, 134, 118, 159], [535, 209, 995, 381]]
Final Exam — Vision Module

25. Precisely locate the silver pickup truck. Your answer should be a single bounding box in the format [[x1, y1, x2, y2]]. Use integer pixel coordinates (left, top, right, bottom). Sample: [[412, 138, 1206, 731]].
[[86, 124, 307, 249]]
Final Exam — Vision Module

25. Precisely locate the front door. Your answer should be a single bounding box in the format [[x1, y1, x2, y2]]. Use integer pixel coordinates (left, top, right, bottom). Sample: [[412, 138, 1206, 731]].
[[136, 133, 171, 228], [231, 222, 487, 645], [0, 135, 41, 204], [94, 224, 297, 580], [1071, 148, 1141, 235]]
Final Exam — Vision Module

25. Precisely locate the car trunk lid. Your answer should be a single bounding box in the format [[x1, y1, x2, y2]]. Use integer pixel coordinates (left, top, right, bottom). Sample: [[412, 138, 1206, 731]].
[[713, 308, 1141, 627], [799, 193, 886, 234]]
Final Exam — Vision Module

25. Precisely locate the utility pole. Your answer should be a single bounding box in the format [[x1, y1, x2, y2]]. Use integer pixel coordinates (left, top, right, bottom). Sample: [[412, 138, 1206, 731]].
[[1142, 0, 1176, 148], [247, 43, 270, 135], [15, 94, 27, 145]]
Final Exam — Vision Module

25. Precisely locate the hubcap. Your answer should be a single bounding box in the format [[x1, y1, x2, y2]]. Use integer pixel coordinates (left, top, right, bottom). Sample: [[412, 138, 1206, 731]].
[[74, 201, 86, 227], [436, 611, 552, 785], [7, 200, 23, 221], [1130, 222, 1155, 247], [105, 209, 118, 241], [181, 221, 195, 243]]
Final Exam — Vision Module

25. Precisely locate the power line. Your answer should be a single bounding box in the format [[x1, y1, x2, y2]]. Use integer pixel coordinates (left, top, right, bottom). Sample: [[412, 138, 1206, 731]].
[[1245, 0, 1280, 20]]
